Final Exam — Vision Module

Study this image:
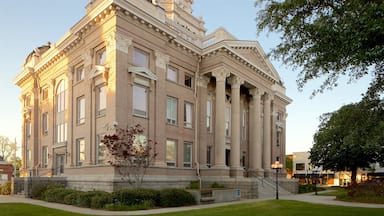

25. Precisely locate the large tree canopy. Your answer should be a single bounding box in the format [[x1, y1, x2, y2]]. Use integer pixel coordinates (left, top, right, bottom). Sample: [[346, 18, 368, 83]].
[[309, 100, 384, 184], [256, 0, 384, 97]]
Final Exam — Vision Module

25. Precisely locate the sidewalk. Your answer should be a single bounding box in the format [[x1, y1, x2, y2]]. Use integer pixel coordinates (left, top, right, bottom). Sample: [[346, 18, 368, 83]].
[[1, 192, 384, 215]]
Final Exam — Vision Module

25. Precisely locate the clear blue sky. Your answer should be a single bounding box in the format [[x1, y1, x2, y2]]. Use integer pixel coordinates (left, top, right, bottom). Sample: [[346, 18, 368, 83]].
[[0, 0, 371, 155]]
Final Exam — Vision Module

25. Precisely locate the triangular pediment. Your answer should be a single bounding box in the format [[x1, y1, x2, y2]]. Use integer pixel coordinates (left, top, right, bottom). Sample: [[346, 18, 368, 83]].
[[128, 66, 157, 80]]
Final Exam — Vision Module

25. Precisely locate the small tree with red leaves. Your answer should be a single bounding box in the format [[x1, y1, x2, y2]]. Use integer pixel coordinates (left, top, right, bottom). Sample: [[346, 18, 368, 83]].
[[102, 124, 157, 188]]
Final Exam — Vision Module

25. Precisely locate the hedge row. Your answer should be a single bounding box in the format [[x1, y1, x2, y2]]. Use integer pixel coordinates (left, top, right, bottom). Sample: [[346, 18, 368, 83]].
[[31, 183, 195, 210], [0, 182, 11, 195]]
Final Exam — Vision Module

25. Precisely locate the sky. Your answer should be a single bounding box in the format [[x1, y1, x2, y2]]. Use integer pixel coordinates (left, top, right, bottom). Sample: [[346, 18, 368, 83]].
[[0, 0, 371, 155]]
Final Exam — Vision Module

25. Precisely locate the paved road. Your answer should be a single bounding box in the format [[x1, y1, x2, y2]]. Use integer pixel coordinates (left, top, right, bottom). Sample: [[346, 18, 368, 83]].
[[1, 192, 383, 215]]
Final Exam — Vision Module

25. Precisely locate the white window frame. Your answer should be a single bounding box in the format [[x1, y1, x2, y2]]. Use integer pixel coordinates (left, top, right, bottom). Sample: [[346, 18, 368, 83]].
[[184, 73, 193, 88], [166, 139, 177, 167], [183, 142, 192, 168], [76, 65, 85, 82], [77, 96, 85, 124], [225, 106, 231, 137], [133, 84, 148, 117], [95, 47, 106, 65], [42, 146, 48, 168], [206, 99, 212, 132], [167, 96, 178, 125], [42, 112, 48, 134], [96, 85, 106, 116], [133, 48, 149, 68], [96, 134, 106, 164], [167, 66, 178, 82], [184, 102, 193, 128], [76, 138, 85, 166]]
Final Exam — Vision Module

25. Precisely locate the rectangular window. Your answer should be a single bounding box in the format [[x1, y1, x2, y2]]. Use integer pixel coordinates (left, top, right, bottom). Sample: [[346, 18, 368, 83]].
[[77, 96, 85, 124], [56, 122, 67, 143], [225, 106, 231, 137], [296, 163, 305, 171], [42, 112, 48, 134], [133, 84, 148, 117], [167, 66, 178, 82], [96, 85, 106, 116], [134, 48, 149, 68], [276, 130, 281, 147], [206, 99, 212, 132], [97, 134, 106, 164], [42, 146, 48, 168], [25, 95, 31, 107], [76, 65, 85, 81], [241, 110, 247, 140], [166, 139, 176, 167], [42, 88, 49, 100], [96, 47, 106, 65], [184, 74, 193, 88], [184, 102, 193, 128], [183, 142, 192, 168], [167, 97, 177, 125], [207, 146, 212, 168], [76, 138, 85, 166]]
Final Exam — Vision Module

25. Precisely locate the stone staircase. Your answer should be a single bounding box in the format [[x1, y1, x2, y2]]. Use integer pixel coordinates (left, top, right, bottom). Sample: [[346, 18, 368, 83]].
[[256, 177, 291, 199]]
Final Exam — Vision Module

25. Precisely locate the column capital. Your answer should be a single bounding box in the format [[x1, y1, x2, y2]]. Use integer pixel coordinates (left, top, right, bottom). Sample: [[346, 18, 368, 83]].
[[249, 87, 261, 97], [197, 75, 210, 87], [105, 30, 132, 54], [212, 69, 230, 82], [228, 76, 244, 88]]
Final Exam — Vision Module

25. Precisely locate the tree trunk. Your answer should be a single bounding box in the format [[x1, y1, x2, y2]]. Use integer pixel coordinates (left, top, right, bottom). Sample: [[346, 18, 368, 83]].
[[351, 167, 357, 185]]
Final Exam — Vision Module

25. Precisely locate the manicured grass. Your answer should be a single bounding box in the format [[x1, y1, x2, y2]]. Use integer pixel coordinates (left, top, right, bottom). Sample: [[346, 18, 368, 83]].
[[1, 200, 384, 216], [0, 203, 86, 216]]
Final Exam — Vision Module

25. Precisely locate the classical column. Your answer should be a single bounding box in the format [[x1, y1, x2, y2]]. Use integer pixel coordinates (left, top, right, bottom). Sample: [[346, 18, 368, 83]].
[[228, 76, 243, 176], [197, 76, 210, 168], [249, 88, 263, 177], [212, 69, 230, 168], [263, 93, 272, 176]]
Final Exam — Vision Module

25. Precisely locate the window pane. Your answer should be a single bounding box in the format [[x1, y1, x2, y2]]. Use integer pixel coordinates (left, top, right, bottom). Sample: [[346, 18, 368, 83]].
[[167, 67, 178, 82], [77, 65, 85, 81], [77, 97, 85, 124], [96, 48, 106, 65], [42, 146, 48, 168], [166, 140, 176, 166], [133, 85, 148, 117], [77, 138, 85, 166], [97, 134, 106, 164], [206, 100, 211, 131], [183, 142, 192, 167], [184, 74, 193, 87], [134, 49, 149, 67], [42, 112, 48, 134], [184, 102, 192, 128], [296, 163, 305, 171], [167, 97, 177, 125], [225, 106, 231, 136], [97, 86, 106, 115]]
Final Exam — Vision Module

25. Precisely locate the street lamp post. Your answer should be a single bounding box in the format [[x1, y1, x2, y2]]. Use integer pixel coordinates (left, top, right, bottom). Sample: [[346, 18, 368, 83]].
[[271, 161, 283, 200], [312, 166, 320, 195]]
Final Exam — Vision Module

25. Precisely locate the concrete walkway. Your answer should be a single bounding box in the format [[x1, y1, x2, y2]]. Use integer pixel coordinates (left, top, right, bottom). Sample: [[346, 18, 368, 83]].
[[1, 192, 383, 215]]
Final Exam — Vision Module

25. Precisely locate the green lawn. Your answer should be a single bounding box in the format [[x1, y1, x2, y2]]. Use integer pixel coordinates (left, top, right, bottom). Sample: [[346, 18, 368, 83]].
[[1, 200, 383, 216]]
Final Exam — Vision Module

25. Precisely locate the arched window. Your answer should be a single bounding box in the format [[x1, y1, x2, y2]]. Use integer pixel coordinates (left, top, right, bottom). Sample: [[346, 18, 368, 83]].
[[56, 80, 67, 143]]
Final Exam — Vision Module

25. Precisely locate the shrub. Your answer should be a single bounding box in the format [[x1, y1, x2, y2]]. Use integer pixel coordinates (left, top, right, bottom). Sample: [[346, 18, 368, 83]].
[[31, 182, 63, 199], [64, 191, 84, 205], [105, 200, 154, 211], [186, 181, 200, 189], [44, 188, 76, 203], [1, 182, 11, 195], [76, 191, 109, 208], [112, 188, 160, 206], [159, 188, 196, 207], [91, 192, 113, 209], [211, 182, 225, 188]]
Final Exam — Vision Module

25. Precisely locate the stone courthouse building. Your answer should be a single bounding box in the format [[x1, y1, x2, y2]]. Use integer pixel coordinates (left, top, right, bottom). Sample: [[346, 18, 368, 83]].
[[14, 0, 292, 196]]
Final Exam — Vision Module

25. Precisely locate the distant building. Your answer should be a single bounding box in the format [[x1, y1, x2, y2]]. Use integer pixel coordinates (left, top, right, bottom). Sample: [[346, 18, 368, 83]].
[[14, 0, 292, 196], [0, 157, 14, 184]]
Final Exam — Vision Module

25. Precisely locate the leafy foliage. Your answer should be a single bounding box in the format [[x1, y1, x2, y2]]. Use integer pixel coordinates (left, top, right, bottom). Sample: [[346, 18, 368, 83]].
[[0, 136, 17, 162], [102, 124, 157, 188], [256, 0, 384, 97], [309, 100, 384, 183]]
